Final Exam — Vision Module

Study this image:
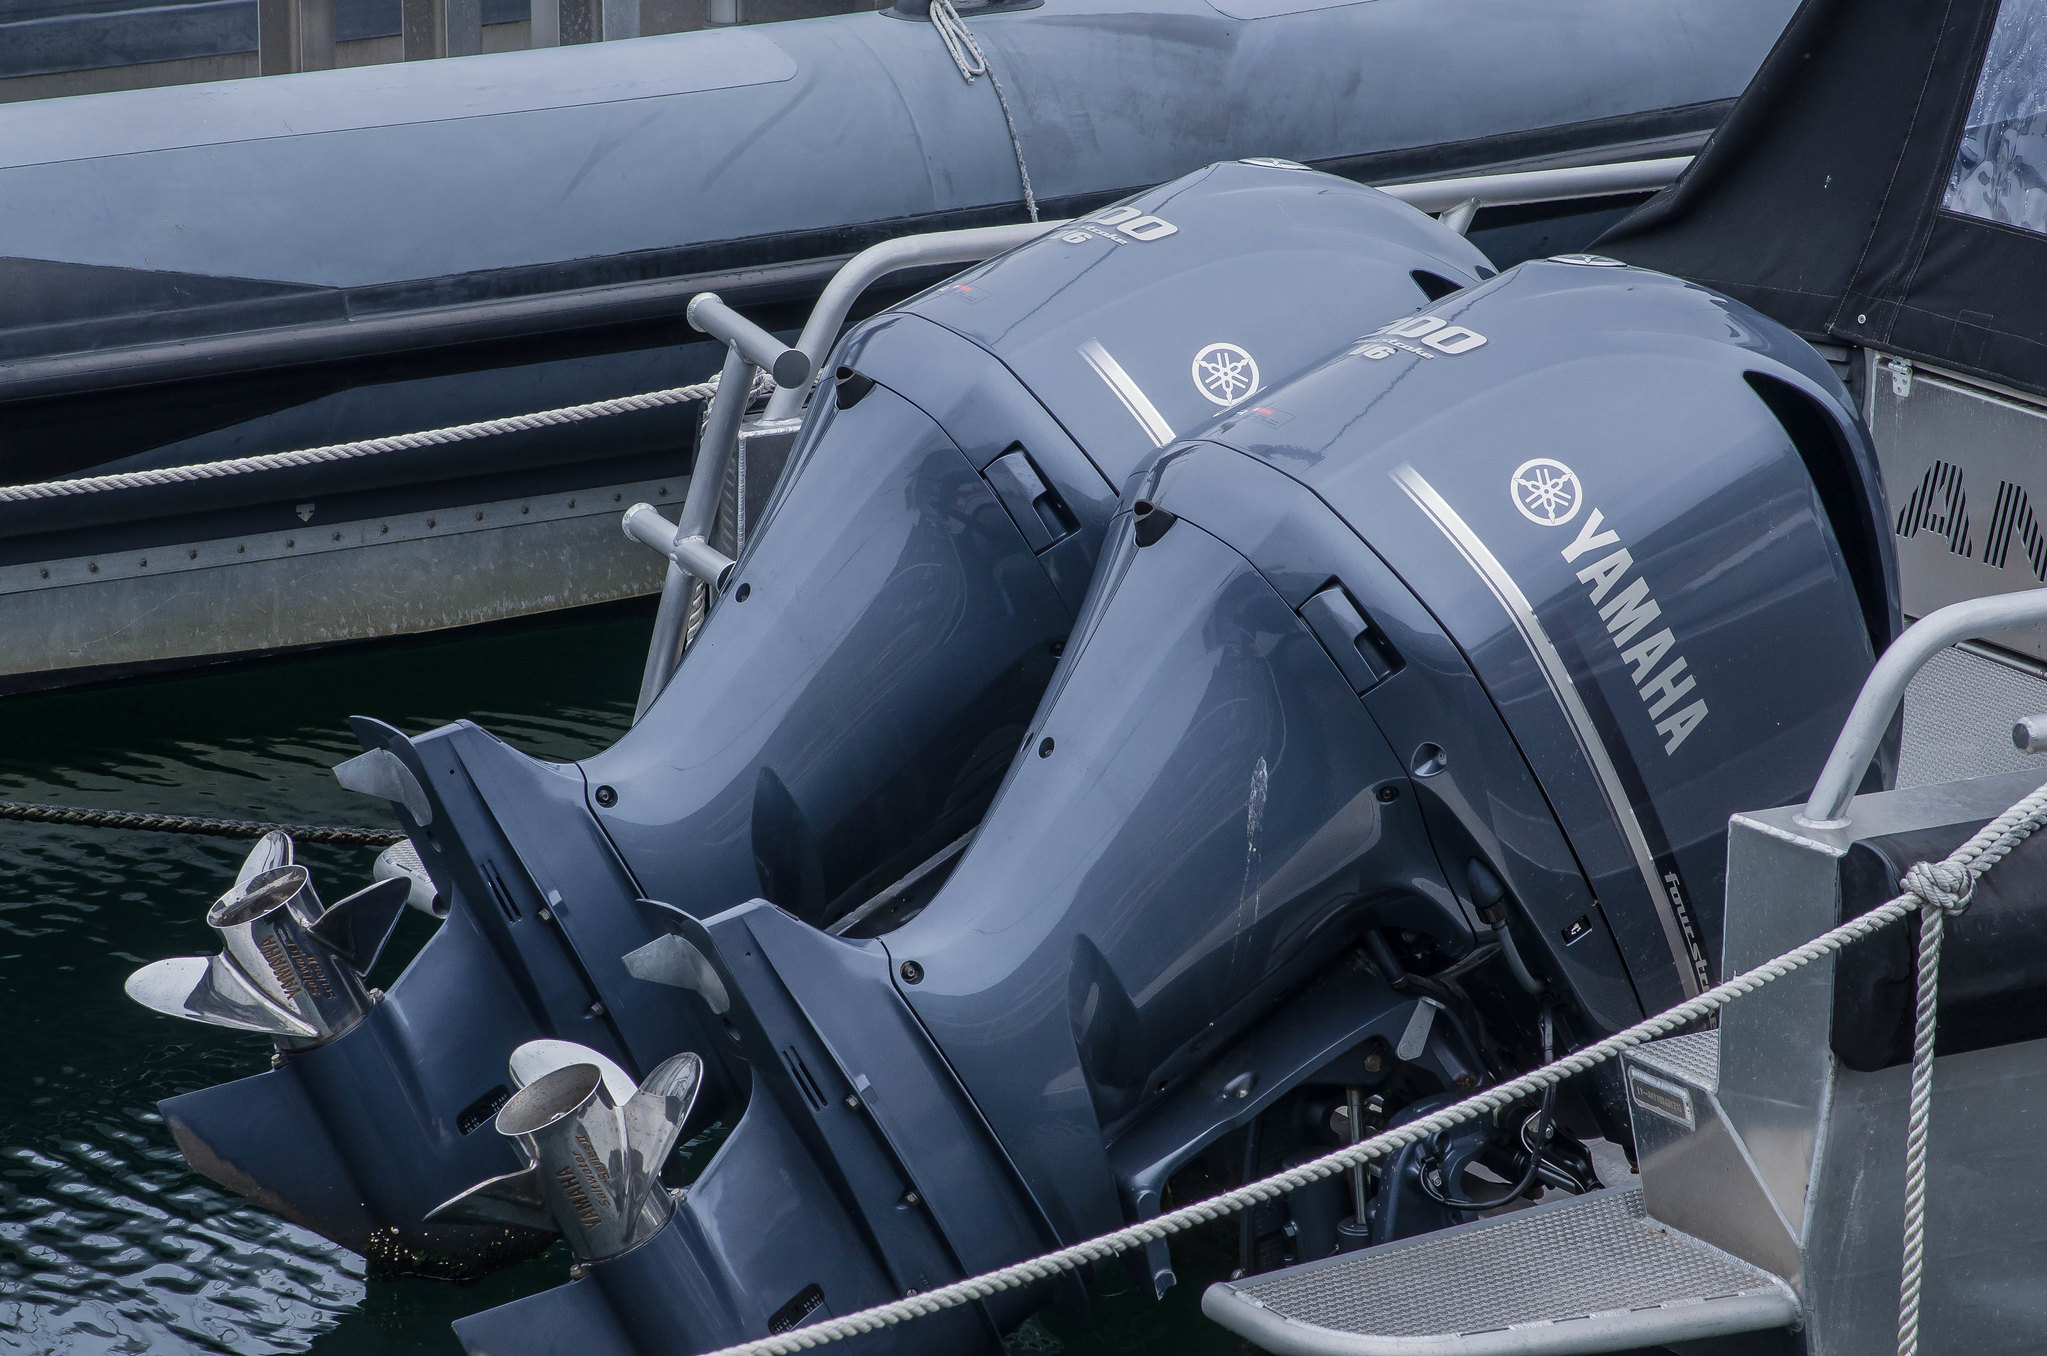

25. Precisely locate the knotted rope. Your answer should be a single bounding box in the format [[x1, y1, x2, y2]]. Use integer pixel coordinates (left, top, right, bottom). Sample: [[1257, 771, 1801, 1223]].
[[1894, 807, 2035, 1355]]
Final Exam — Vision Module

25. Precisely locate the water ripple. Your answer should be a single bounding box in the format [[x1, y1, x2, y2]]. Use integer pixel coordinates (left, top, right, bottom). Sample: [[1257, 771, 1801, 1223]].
[[0, 610, 644, 1354]]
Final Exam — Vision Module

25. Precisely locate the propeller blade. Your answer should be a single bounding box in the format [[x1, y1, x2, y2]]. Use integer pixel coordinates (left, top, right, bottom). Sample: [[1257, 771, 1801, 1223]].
[[426, 1162, 555, 1234], [307, 876, 411, 972], [621, 1052, 703, 1202], [372, 838, 443, 918], [233, 830, 295, 887], [332, 747, 433, 825], [125, 954, 319, 1039], [508, 1039, 637, 1106], [621, 932, 730, 1015]]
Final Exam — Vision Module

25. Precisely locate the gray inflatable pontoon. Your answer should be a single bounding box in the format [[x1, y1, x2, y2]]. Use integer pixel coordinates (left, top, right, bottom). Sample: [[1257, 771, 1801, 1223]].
[[0, 0, 1792, 690]]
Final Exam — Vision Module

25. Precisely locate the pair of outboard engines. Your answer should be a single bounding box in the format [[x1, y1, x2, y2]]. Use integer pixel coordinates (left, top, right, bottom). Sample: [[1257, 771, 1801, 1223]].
[[126, 160, 1899, 1354]]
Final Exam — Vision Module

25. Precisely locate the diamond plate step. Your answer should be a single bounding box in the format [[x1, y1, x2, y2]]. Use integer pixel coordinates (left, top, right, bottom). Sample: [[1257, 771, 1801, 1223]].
[[1201, 1186, 1794, 1355], [1626, 1030, 1719, 1093]]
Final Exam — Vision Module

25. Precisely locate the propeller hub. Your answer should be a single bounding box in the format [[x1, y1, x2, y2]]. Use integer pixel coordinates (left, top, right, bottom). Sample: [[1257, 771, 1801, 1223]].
[[429, 1045, 705, 1262], [123, 831, 415, 1047], [210, 865, 373, 1041]]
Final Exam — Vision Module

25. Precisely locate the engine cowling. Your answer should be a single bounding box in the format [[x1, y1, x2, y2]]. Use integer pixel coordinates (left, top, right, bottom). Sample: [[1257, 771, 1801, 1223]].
[[121, 160, 1495, 1275], [442, 259, 1896, 1356]]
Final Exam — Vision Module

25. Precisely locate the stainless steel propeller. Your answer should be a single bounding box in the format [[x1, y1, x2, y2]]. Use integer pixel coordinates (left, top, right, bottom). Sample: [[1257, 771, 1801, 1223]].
[[124, 832, 412, 1045], [428, 1045, 704, 1260]]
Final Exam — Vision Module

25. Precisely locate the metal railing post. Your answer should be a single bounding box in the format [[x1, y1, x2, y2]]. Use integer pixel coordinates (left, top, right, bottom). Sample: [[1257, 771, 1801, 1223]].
[[555, 0, 596, 41], [631, 298, 812, 723], [258, 0, 334, 72], [405, 0, 489, 57], [601, 0, 639, 38], [403, 0, 482, 57], [528, 0, 561, 44]]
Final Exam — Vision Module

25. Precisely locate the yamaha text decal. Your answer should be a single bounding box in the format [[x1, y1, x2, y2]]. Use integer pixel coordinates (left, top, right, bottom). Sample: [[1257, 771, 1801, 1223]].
[[1511, 459, 1709, 756]]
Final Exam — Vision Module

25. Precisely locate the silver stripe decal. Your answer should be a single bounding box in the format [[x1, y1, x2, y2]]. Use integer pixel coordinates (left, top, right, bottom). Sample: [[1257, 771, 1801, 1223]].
[[1392, 462, 1704, 998], [1079, 339, 1174, 448]]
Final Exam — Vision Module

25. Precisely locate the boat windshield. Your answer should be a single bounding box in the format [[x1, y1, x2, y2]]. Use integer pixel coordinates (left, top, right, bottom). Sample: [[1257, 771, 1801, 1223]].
[[1947, 0, 2047, 232]]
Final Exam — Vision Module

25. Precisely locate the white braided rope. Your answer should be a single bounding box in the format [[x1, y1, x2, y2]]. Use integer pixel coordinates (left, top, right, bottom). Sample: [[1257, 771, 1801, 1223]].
[[1896, 896, 1947, 1356], [691, 777, 2047, 1356], [1896, 819, 2031, 1354], [0, 372, 759, 504]]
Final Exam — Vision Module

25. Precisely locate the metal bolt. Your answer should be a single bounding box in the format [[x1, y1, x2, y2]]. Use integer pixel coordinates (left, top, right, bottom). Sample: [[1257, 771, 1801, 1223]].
[[1038, 737, 1055, 758], [569, 1261, 589, 1281], [538, 908, 553, 923], [1377, 785, 1399, 802], [845, 1094, 861, 1110], [902, 1190, 921, 1207], [899, 960, 924, 984], [589, 1001, 606, 1017], [594, 785, 618, 807], [1455, 1073, 1475, 1089]]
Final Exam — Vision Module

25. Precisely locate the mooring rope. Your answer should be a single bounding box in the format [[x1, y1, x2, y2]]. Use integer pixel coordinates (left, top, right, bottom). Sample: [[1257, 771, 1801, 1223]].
[[1896, 850, 2004, 1354], [0, 800, 402, 846], [929, 0, 1038, 222], [0, 373, 743, 504], [685, 777, 2047, 1356]]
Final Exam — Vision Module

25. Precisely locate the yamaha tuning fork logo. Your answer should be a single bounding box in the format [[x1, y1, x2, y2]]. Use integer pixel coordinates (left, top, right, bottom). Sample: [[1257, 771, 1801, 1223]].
[[1192, 343, 1260, 405], [1509, 457, 1584, 526]]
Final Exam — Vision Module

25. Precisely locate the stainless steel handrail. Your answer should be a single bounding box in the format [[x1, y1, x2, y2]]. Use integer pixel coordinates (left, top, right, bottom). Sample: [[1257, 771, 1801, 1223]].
[[761, 220, 1071, 420], [688, 295, 813, 391], [1376, 156, 1691, 216], [1801, 590, 2047, 827]]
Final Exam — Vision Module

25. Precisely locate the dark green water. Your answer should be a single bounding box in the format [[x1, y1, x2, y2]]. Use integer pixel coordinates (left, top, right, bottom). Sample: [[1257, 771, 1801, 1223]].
[[0, 605, 1254, 1356]]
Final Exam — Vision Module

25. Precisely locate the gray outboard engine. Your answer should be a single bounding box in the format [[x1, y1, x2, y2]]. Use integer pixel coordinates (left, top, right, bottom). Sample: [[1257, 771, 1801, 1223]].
[[441, 260, 1897, 1355], [120, 160, 1495, 1273]]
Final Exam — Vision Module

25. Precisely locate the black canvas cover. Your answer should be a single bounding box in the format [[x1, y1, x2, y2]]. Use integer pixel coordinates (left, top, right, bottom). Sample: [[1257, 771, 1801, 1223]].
[[1601, 0, 2047, 400]]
